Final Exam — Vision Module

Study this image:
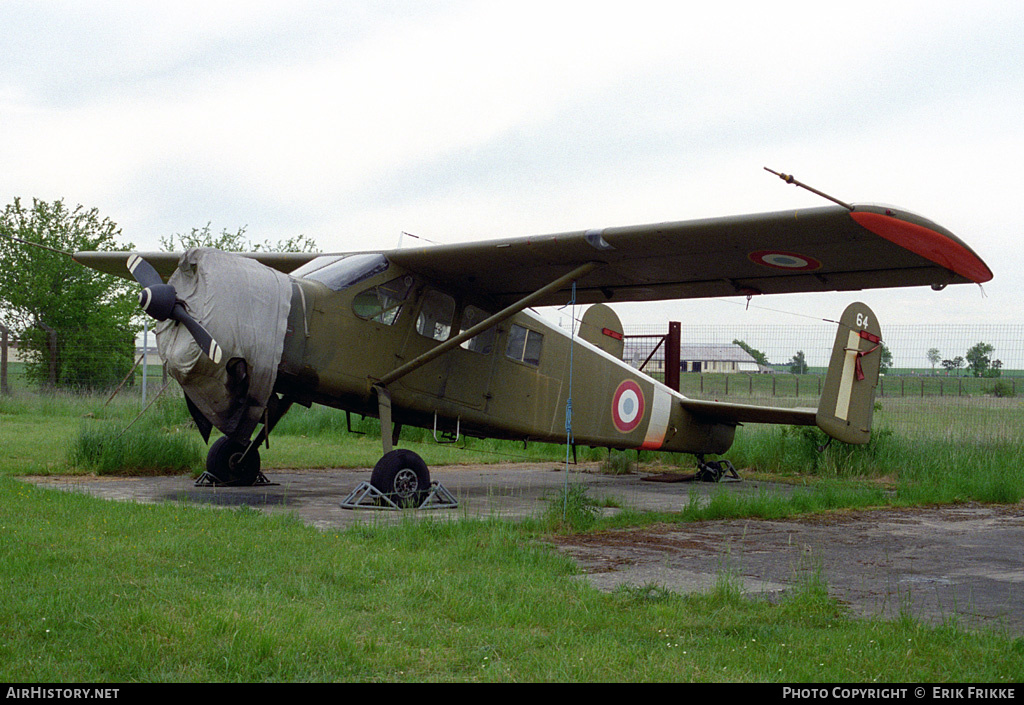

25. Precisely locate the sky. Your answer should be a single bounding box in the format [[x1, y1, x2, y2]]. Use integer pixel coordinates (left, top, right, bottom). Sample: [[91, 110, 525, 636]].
[[2, 0, 1022, 355]]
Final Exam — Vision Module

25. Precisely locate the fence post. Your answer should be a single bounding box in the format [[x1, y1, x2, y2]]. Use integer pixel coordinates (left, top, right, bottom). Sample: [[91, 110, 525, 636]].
[[1, 323, 9, 395], [38, 322, 58, 389]]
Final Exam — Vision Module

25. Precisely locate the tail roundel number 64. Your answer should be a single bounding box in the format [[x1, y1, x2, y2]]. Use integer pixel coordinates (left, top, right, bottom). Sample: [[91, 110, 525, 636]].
[[611, 380, 645, 433]]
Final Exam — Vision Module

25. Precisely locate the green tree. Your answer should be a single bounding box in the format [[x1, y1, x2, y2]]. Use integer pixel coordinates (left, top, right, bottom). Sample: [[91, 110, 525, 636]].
[[789, 350, 808, 375], [965, 342, 995, 378], [941, 356, 965, 373], [927, 347, 941, 373], [160, 223, 319, 253], [879, 343, 894, 374], [732, 339, 769, 367], [0, 198, 138, 390], [965, 341, 1001, 378]]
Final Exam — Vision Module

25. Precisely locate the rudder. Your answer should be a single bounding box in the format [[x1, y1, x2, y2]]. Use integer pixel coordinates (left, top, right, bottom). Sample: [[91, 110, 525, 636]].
[[816, 302, 883, 444]]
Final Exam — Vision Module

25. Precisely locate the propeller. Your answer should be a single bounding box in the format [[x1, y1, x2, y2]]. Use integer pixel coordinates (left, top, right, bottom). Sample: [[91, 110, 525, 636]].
[[127, 255, 224, 364]]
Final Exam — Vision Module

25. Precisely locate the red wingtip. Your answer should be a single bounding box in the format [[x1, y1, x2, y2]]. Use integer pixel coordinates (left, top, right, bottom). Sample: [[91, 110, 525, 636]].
[[850, 211, 993, 284]]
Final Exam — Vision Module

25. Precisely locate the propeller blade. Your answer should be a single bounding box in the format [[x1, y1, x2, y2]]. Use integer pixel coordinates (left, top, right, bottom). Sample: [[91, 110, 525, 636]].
[[173, 303, 224, 365], [126, 254, 163, 288], [127, 254, 225, 363]]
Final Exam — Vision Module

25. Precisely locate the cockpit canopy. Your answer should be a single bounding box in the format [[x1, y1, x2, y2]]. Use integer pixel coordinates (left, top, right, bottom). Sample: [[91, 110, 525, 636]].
[[290, 253, 389, 291]]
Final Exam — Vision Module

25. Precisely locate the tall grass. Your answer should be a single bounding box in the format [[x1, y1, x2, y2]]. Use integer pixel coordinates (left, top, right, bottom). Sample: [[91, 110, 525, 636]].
[[727, 424, 1024, 506], [65, 395, 203, 475]]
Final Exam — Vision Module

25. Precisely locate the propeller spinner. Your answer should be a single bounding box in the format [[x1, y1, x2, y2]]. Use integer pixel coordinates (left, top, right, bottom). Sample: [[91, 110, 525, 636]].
[[127, 255, 224, 364]]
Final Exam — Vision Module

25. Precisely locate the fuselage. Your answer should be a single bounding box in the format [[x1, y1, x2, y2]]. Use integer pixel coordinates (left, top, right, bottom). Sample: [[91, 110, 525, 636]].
[[274, 255, 736, 455]]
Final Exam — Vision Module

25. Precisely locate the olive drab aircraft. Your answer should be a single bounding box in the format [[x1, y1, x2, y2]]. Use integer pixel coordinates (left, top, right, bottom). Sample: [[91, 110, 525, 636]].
[[73, 191, 992, 505]]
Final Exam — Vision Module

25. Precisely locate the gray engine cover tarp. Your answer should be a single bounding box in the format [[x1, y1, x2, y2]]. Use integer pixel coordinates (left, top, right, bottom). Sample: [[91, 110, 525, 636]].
[[156, 248, 292, 439]]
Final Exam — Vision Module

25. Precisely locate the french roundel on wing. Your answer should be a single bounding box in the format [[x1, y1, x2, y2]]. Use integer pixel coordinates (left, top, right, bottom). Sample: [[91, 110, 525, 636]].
[[748, 250, 822, 271], [611, 380, 645, 433]]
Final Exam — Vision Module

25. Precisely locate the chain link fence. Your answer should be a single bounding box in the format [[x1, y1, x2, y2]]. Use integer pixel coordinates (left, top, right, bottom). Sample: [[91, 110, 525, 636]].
[[624, 322, 1024, 442]]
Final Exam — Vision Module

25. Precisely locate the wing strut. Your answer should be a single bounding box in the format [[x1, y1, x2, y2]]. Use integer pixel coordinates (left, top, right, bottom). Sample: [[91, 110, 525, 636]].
[[375, 261, 599, 388]]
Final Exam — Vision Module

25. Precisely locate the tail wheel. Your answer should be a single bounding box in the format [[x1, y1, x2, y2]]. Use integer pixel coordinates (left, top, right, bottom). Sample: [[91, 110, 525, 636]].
[[206, 436, 260, 486], [370, 449, 430, 507]]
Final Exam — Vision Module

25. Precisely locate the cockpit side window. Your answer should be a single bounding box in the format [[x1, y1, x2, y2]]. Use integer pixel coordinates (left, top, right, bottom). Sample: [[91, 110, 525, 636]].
[[352, 275, 414, 325], [506, 323, 543, 366], [416, 289, 455, 341], [459, 305, 496, 354], [293, 253, 389, 292]]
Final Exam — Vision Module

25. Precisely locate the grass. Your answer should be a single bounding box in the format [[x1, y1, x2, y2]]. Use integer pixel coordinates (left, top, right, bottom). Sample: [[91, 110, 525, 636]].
[[2, 388, 1024, 681], [1, 477, 1021, 682]]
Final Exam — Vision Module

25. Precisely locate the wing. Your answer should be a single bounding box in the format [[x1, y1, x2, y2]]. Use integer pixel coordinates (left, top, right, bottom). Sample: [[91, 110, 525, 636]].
[[386, 204, 991, 307], [72, 250, 320, 281], [74, 203, 990, 306]]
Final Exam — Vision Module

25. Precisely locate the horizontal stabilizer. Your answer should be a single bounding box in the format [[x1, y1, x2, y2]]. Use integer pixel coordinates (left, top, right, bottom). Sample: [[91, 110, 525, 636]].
[[677, 302, 881, 445], [679, 397, 817, 427]]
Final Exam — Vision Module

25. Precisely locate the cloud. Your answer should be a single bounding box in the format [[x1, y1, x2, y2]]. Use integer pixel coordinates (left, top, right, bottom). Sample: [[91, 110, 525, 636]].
[[1, 0, 1020, 330]]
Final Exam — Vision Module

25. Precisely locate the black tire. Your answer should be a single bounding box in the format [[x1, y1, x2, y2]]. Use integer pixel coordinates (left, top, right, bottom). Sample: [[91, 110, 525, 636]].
[[206, 436, 260, 486], [370, 449, 430, 507]]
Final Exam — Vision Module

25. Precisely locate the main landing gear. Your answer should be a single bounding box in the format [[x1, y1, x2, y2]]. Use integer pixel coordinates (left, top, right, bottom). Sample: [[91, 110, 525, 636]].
[[340, 385, 457, 510], [341, 448, 457, 510], [370, 448, 431, 507]]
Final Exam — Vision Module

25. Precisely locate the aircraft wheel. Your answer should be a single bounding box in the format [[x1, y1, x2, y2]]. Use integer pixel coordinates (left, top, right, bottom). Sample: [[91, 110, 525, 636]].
[[206, 436, 260, 486], [370, 449, 430, 507]]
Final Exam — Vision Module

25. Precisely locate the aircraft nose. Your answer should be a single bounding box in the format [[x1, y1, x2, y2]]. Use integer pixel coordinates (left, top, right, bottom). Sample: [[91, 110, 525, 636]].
[[154, 248, 293, 440]]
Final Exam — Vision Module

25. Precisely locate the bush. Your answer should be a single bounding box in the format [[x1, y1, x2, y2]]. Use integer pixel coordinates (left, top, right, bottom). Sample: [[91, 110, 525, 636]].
[[989, 381, 1016, 398], [68, 423, 202, 475]]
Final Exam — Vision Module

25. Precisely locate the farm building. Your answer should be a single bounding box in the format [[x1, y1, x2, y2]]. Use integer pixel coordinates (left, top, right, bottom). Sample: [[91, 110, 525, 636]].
[[679, 344, 761, 373]]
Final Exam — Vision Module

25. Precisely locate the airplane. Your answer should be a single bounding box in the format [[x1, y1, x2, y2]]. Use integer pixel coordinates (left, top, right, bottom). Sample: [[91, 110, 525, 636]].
[[73, 196, 992, 505]]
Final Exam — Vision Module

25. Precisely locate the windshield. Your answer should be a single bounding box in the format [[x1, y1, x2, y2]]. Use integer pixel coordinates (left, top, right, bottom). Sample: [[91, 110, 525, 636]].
[[290, 253, 389, 292]]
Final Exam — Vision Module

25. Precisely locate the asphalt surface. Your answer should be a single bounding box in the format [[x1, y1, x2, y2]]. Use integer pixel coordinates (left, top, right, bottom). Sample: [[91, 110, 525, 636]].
[[26, 463, 1024, 635]]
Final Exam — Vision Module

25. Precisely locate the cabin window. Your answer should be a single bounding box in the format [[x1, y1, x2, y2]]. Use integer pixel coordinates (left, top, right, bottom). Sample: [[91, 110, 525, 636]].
[[458, 305, 496, 354], [352, 275, 413, 325], [506, 323, 543, 366], [416, 289, 455, 341]]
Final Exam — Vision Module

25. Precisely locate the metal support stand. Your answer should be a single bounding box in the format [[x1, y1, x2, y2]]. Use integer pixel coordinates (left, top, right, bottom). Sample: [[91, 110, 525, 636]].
[[694, 459, 741, 483], [194, 471, 275, 487], [340, 481, 458, 511]]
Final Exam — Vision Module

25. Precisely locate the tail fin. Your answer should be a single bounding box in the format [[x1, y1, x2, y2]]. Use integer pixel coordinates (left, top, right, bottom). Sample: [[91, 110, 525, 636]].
[[816, 302, 883, 444], [579, 303, 625, 359]]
